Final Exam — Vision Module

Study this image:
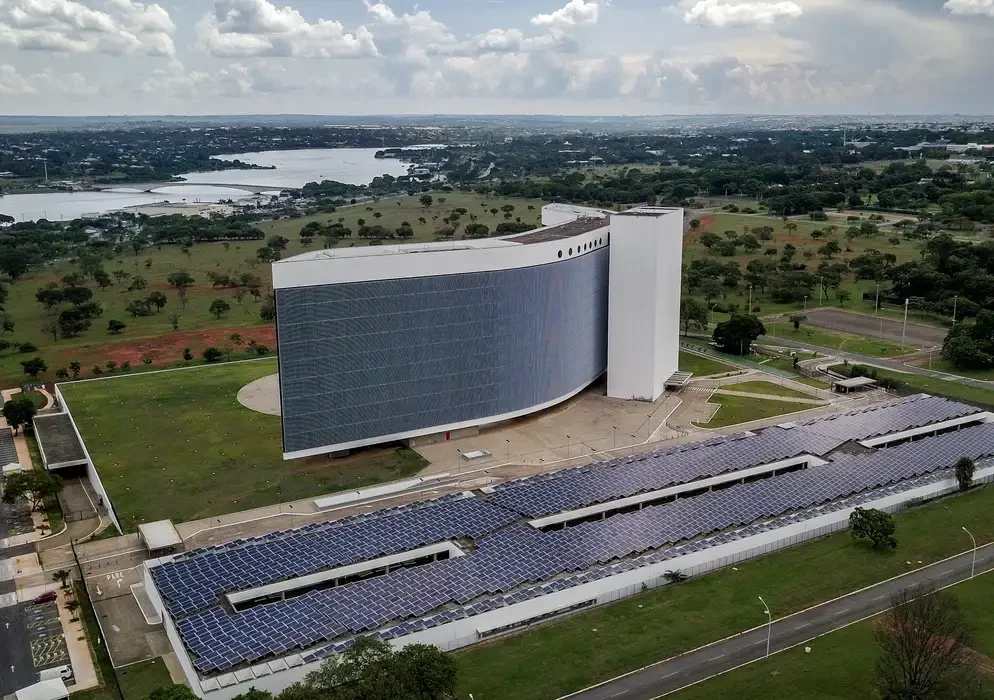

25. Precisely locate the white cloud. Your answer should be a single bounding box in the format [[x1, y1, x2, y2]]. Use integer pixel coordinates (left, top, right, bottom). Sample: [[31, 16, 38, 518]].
[[427, 28, 578, 56], [531, 0, 600, 29], [0, 63, 96, 96], [0, 0, 174, 56], [683, 0, 802, 27], [199, 0, 378, 58], [943, 0, 994, 16], [0, 0, 175, 56]]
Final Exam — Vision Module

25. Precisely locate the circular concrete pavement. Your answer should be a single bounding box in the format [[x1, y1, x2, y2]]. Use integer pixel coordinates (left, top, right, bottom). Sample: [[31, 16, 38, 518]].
[[237, 373, 282, 416]]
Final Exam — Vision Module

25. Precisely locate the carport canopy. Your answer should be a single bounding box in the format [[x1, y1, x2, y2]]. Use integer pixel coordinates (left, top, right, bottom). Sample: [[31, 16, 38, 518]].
[[138, 519, 182, 553], [15, 679, 68, 700], [831, 376, 878, 393]]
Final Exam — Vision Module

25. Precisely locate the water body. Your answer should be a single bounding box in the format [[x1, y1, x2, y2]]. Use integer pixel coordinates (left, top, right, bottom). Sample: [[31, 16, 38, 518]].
[[0, 146, 436, 222], [175, 146, 424, 189]]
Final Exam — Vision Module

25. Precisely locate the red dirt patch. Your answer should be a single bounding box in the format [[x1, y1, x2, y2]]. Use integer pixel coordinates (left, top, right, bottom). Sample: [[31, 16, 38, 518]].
[[684, 215, 714, 246], [60, 326, 276, 366]]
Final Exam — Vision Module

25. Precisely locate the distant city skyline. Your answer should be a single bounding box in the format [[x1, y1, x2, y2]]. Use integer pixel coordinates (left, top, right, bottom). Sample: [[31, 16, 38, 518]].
[[1, 0, 994, 116]]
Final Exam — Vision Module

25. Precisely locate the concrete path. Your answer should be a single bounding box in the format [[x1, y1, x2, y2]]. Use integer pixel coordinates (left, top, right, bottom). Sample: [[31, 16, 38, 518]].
[[711, 389, 825, 405], [562, 544, 994, 700]]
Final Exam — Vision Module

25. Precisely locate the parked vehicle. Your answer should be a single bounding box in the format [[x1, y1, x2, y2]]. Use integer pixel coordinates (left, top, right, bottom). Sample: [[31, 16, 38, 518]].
[[30, 590, 57, 605]]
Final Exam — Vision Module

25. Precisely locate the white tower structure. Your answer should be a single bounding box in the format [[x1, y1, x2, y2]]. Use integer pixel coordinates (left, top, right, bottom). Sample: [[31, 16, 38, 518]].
[[606, 207, 684, 402]]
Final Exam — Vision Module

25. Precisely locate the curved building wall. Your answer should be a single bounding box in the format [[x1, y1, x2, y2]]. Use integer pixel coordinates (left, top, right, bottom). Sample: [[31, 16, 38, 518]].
[[276, 247, 609, 457]]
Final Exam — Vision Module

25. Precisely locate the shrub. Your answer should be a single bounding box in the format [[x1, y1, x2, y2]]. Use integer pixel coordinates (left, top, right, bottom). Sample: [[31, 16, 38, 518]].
[[202, 346, 224, 363]]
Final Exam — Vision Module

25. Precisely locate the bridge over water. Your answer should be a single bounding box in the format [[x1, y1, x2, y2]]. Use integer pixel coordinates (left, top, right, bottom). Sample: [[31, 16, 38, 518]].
[[93, 182, 290, 195]]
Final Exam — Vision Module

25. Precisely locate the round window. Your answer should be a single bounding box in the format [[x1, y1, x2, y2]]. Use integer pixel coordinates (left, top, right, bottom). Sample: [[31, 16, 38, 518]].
[[558, 250, 563, 259], [569, 248, 573, 255]]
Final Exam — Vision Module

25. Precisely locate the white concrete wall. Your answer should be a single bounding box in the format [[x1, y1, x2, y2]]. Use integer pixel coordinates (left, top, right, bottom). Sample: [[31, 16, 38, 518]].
[[541, 203, 610, 227], [53, 384, 123, 534], [151, 462, 994, 700], [606, 209, 683, 401]]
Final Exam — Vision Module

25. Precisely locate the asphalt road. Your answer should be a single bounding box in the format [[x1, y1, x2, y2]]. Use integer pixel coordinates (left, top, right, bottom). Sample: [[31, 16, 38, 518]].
[[0, 602, 38, 696], [563, 544, 994, 700]]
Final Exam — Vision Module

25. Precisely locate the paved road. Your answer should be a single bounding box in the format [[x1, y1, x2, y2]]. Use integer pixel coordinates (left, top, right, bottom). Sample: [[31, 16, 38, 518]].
[[564, 544, 994, 700]]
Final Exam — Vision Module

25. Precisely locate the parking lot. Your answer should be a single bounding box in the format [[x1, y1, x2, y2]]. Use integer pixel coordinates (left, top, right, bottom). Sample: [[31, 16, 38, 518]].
[[0, 600, 70, 695], [804, 308, 947, 349]]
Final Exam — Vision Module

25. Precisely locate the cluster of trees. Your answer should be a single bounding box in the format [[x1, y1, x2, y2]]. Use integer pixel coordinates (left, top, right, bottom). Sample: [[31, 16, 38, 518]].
[[34, 276, 103, 340], [941, 311, 994, 370], [140, 637, 457, 700], [712, 314, 766, 355], [1, 468, 63, 511], [139, 215, 265, 245]]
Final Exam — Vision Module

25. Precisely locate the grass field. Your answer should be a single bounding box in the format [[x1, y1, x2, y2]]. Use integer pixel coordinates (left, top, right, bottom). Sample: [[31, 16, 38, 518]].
[[678, 350, 737, 377], [701, 394, 823, 428], [0, 193, 544, 386], [764, 323, 906, 358], [454, 484, 994, 700], [913, 357, 994, 382], [722, 380, 815, 399], [684, 211, 924, 326], [115, 658, 174, 700], [673, 573, 994, 700], [833, 364, 994, 409], [59, 359, 427, 531]]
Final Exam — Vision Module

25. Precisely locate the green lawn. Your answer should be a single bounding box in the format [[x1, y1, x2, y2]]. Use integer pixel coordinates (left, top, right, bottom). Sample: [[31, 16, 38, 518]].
[[764, 324, 906, 358], [722, 380, 816, 399], [59, 360, 427, 531], [700, 394, 823, 428], [0, 193, 544, 386], [678, 350, 737, 377], [115, 658, 174, 700], [455, 484, 994, 700], [835, 364, 994, 410], [914, 357, 994, 382], [673, 573, 994, 700]]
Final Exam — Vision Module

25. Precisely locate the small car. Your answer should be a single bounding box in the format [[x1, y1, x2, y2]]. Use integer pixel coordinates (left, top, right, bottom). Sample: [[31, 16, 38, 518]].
[[30, 590, 57, 605]]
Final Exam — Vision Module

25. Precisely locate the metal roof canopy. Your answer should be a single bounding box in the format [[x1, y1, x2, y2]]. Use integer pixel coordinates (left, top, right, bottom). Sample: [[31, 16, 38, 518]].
[[832, 377, 878, 389], [139, 520, 182, 552], [15, 679, 68, 700]]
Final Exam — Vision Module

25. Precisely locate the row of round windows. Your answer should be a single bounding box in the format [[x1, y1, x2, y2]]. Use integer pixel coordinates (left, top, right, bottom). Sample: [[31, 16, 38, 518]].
[[558, 237, 605, 259]]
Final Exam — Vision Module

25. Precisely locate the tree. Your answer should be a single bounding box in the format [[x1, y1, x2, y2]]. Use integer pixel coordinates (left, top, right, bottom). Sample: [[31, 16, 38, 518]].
[[36, 284, 64, 312], [260, 296, 276, 323], [837, 289, 852, 306], [21, 356, 47, 378], [875, 585, 978, 700], [146, 291, 168, 313], [699, 278, 723, 307], [267, 234, 289, 251], [209, 299, 231, 319], [125, 299, 152, 318], [698, 231, 722, 249], [169, 313, 180, 331], [202, 346, 224, 363], [257, 246, 280, 263], [127, 276, 147, 294], [464, 223, 490, 238], [849, 507, 897, 548], [785, 222, 798, 235], [55, 368, 69, 380], [281, 636, 457, 700], [93, 269, 112, 289], [954, 457, 975, 491], [2, 396, 36, 433], [53, 569, 71, 589], [182, 347, 193, 362], [69, 361, 82, 379], [62, 286, 92, 306], [107, 319, 126, 335], [790, 314, 808, 331], [1, 470, 62, 511], [680, 298, 708, 336], [419, 194, 433, 209], [143, 684, 199, 700], [712, 315, 765, 355]]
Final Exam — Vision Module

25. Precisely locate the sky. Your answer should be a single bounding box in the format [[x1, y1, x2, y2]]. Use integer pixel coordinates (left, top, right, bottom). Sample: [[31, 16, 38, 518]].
[[0, 0, 993, 116]]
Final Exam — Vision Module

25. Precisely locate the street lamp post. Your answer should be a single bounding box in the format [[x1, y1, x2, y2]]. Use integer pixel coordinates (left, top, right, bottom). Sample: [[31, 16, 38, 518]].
[[962, 526, 977, 578], [901, 298, 909, 352], [759, 596, 772, 658], [506, 439, 510, 464], [953, 295, 958, 325], [748, 284, 753, 313], [613, 426, 618, 449], [566, 435, 571, 459], [804, 295, 808, 312], [818, 277, 823, 307]]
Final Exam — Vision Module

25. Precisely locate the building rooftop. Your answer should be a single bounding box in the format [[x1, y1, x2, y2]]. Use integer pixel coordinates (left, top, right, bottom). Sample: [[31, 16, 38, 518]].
[[33, 413, 87, 468], [149, 394, 992, 678], [506, 217, 610, 245]]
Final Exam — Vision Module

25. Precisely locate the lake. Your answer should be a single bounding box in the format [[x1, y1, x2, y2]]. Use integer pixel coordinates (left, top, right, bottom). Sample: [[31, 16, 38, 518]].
[[0, 146, 431, 222]]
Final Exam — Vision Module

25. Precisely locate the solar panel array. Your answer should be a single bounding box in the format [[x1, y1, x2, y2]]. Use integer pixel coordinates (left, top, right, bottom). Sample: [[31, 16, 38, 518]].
[[152, 493, 519, 618], [485, 394, 979, 518], [172, 420, 994, 675], [789, 393, 979, 440]]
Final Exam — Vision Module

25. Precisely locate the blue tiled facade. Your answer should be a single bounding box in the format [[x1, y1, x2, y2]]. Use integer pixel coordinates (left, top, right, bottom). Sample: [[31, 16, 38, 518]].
[[276, 248, 609, 454]]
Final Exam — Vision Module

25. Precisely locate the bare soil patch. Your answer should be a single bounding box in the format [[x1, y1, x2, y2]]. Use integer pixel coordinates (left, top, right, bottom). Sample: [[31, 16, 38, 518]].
[[59, 326, 276, 366]]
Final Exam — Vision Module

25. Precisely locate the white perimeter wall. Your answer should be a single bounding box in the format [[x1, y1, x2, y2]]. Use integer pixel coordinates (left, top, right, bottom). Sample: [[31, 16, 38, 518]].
[[541, 203, 610, 227], [606, 210, 683, 401], [53, 384, 123, 534], [147, 463, 994, 700]]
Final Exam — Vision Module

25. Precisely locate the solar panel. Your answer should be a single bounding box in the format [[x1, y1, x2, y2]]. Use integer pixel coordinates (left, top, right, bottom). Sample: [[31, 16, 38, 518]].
[[162, 405, 994, 675]]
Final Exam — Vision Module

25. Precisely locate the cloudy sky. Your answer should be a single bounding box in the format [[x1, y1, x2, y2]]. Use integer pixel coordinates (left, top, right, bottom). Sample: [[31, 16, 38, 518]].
[[1, 0, 993, 116]]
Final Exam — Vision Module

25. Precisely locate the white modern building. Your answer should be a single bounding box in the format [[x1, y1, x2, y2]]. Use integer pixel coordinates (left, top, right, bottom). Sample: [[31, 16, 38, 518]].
[[272, 204, 684, 459]]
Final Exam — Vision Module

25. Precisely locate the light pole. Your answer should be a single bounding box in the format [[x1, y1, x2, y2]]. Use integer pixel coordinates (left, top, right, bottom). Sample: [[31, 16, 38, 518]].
[[748, 284, 753, 313], [803, 295, 808, 312], [613, 425, 618, 449], [875, 283, 880, 316], [566, 434, 571, 459], [952, 296, 958, 325], [901, 298, 909, 352], [710, 303, 718, 328], [818, 277, 823, 307], [962, 527, 977, 579], [506, 439, 510, 464], [759, 596, 772, 658]]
